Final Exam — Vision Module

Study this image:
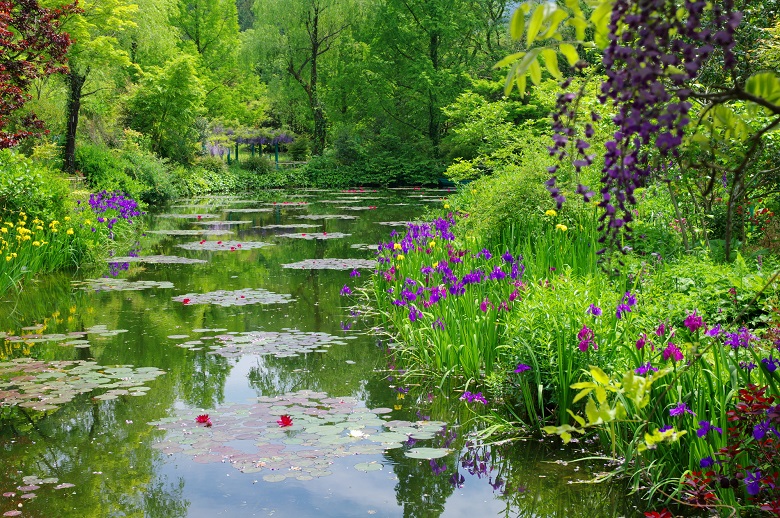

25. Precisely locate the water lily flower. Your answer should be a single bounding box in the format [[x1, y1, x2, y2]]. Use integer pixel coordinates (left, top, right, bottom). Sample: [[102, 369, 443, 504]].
[[277, 415, 293, 427], [348, 429, 368, 438], [182, 298, 191, 305], [195, 414, 212, 427]]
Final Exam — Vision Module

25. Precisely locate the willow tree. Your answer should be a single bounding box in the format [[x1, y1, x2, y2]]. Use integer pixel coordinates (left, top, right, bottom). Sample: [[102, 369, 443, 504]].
[[253, 0, 358, 155]]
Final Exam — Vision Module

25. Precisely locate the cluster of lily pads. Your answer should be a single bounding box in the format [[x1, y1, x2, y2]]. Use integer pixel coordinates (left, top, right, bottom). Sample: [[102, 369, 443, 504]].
[[2, 475, 75, 517], [282, 259, 376, 270], [72, 278, 175, 292], [275, 232, 349, 240], [105, 255, 207, 264], [155, 214, 218, 220], [256, 224, 319, 230], [147, 390, 451, 482], [4, 324, 127, 349], [295, 215, 358, 221], [173, 288, 294, 307], [0, 359, 165, 411], [175, 240, 273, 251], [145, 229, 234, 236], [169, 329, 354, 358], [194, 220, 252, 226]]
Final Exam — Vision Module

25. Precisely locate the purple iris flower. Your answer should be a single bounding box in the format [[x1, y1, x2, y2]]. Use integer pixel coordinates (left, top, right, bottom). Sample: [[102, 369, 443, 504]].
[[350, 269, 361, 278], [513, 363, 531, 373], [340, 285, 352, 296], [408, 306, 423, 322], [699, 456, 714, 468], [696, 421, 722, 438], [762, 356, 779, 373], [587, 304, 602, 316], [663, 342, 683, 362], [745, 470, 761, 496], [669, 402, 695, 417], [634, 362, 658, 375], [705, 324, 722, 337], [432, 318, 445, 330], [684, 311, 704, 332]]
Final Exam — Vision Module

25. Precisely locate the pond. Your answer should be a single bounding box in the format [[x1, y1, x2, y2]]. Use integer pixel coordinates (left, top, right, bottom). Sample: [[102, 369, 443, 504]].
[[0, 189, 635, 517]]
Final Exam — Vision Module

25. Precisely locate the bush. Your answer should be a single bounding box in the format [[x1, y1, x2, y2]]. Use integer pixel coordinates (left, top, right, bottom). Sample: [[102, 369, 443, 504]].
[[75, 144, 145, 201], [240, 155, 273, 174], [0, 149, 70, 221], [288, 137, 310, 161], [195, 155, 228, 175]]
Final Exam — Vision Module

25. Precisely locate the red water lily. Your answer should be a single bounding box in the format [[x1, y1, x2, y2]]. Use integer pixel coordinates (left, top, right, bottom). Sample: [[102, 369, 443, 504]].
[[277, 415, 293, 427], [182, 298, 191, 305], [195, 414, 212, 427]]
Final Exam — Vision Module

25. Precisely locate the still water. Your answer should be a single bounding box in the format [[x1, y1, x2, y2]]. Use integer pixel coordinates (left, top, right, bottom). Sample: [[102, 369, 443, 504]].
[[0, 189, 632, 517]]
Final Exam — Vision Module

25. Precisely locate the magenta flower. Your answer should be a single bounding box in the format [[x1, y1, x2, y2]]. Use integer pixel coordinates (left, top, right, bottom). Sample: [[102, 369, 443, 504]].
[[460, 391, 488, 404], [634, 362, 658, 375], [577, 325, 596, 352], [513, 363, 531, 373], [662, 342, 683, 362], [655, 322, 667, 337], [340, 285, 352, 296], [636, 333, 648, 350], [684, 310, 704, 333]]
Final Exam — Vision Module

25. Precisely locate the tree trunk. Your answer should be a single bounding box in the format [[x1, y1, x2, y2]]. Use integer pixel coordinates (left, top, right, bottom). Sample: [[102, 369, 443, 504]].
[[64, 70, 86, 174]]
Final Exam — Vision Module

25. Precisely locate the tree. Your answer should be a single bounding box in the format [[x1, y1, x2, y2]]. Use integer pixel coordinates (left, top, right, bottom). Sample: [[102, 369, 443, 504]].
[[0, 0, 78, 148], [59, 0, 138, 173], [254, 0, 355, 155], [124, 54, 205, 162]]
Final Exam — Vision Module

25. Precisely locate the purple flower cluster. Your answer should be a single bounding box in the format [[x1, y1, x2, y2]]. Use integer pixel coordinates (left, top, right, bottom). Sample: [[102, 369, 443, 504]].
[[460, 391, 488, 404], [616, 291, 637, 319], [577, 325, 596, 352], [89, 191, 143, 231]]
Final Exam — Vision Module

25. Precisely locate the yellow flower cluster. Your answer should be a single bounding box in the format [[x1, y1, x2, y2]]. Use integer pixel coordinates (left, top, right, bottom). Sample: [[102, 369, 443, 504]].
[[0, 211, 74, 263]]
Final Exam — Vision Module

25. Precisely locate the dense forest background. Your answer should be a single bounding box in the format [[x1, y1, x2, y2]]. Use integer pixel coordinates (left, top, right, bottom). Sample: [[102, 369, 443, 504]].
[[7, 0, 538, 188]]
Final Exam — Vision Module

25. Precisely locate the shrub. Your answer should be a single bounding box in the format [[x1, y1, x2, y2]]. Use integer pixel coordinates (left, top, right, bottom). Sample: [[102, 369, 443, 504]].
[[0, 149, 70, 221], [240, 155, 273, 174], [75, 144, 144, 201], [196, 155, 228, 175], [288, 137, 310, 161]]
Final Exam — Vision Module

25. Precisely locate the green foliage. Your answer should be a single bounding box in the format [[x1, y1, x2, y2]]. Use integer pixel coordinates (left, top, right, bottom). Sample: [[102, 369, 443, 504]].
[[0, 150, 70, 221], [75, 143, 180, 204], [303, 151, 442, 187], [124, 55, 205, 162], [288, 137, 309, 161], [195, 155, 227, 175], [240, 154, 273, 174]]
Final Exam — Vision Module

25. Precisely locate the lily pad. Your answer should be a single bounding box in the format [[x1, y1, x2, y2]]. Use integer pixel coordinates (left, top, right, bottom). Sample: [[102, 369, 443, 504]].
[[350, 244, 380, 251], [255, 224, 319, 230], [354, 462, 383, 472], [72, 278, 175, 292], [173, 288, 293, 307], [275, 233, 350, 240], [282, 259, 376, 270], [105, 255, 207, 264], [405, 448, 451, 460], [194, 220, 253, 226], [156, 213, 219, 219], [0, 359, 164, 412], [176, 240, 274, 251], [295, 215, 358, 221], [146, 229, 235, 236], [224, 208, 273, 213], [196, 329, 351, 358], [146, 390, 445, 483]]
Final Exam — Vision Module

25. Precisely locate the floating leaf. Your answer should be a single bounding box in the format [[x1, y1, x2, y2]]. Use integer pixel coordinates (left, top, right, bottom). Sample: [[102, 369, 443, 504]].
[[176, 240, 274, 251], [145, 229, 235, 236], [282, 259, 376, 270], [72, 279, 175, 292], [354, 462, 383, 472], [274, 233, 350, 240], [295, 215, 358, 221], [172, 288, 293, 307], [105, 255, 207, 264], [194, 220, 253, 226], [405, 448, 451, 460]]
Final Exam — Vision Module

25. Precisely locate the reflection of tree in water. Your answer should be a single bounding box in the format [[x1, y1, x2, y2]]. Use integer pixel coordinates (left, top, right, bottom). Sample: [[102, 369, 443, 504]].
[[179, 351, 231, 408], [0, 395, 189, 517]]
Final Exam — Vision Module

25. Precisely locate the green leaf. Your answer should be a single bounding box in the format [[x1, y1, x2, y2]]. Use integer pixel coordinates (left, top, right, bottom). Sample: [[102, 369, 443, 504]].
[[568, 17, 588, 42], [515, 74, 527, 97], [528, 60, 542, 85], [560, 431, 572, 443], [540, 9, 570, 39], [590, 0, 615, 49], [526, 4, 546, 47], [585, 397, 599, 424], [567, 409, 586, 427], [572, 387, 592, 403], [509, 5, 528, 40], [590, 366, 610, 385], [595, 386, 607, 404], [540, 48, 562, 79], [745, 71, 780, 112], [494, 51, 526, 70], [559, 43, 579, 66]]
